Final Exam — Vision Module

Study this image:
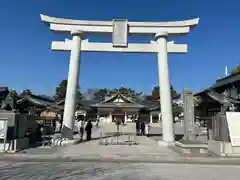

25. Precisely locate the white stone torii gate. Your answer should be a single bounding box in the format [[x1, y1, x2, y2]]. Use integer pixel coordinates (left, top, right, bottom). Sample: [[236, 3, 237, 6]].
[[41, 14, 199, 145]]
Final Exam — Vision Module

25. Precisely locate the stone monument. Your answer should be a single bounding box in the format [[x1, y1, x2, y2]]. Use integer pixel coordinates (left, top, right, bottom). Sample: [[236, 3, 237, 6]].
[[175, 88, 208, 155], [183, 88, 196, 141]]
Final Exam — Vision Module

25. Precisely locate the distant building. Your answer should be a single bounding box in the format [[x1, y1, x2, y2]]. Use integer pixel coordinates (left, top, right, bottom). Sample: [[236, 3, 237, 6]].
[[58, 91, 160, 124], [1, 92, 63, 120]]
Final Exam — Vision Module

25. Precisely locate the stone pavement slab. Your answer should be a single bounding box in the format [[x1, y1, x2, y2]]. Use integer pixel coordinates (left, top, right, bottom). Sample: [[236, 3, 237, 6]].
[[3, 152, 240, 166], [56, 135, 180, 158], [1, 161, 240, 180]]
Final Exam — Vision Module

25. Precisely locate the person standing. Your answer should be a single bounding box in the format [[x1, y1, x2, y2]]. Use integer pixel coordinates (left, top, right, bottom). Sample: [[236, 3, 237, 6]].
[[85, 120, 93, 141], [78, 119, 85, 141], [140, 121, 145, 136], [136, 120, 140, 136], [96, 117, 100, 128]]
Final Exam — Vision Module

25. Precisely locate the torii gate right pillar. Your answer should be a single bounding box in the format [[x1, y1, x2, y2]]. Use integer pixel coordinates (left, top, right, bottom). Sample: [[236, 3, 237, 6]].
[[155, 32, 174, 144]]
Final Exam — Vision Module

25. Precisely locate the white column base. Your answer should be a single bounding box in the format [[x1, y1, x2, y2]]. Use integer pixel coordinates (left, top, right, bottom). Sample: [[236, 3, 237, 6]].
[[158, 140, 175, 147]]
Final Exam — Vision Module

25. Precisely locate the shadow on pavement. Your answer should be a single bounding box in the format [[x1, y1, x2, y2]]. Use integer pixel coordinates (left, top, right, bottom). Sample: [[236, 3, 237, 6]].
[[78, 134, 119, 144], [147, 133, 184, 141]]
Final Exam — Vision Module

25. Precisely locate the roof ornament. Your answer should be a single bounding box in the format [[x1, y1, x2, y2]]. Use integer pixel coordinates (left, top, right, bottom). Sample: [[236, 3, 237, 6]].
[[225, 65, 228, 77]]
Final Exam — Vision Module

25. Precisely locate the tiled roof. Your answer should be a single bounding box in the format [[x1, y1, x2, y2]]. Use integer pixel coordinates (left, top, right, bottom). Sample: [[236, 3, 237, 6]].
[[194, 72, 240, 96], [0, 86, 8, 92], [99, 91, 136, 104], [0, 86, 9, 102], [90, 102, 146, 108], [55, 95, 156, 110], [89, 91, 155, 109], [149, 104, 183, 113], [16, 94, 63, 110]]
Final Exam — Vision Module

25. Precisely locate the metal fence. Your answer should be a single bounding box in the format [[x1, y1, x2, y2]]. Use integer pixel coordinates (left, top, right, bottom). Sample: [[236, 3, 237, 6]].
[[99, 132, 139, 146]]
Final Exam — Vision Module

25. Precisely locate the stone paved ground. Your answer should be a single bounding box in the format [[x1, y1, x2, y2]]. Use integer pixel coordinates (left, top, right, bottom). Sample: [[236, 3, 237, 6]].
[[1, 161, 240, 179], [20, 125, 101, 155], [149, 123, 208, 143], [55, 123, 180, 159], [56, 135, 180, 159], [2, 123, 226, 165]]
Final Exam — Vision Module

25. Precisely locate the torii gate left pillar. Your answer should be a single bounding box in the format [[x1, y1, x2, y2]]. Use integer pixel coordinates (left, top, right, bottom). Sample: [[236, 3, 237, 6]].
[[61, 29, 83, 139], [155, 32, 174, 144]]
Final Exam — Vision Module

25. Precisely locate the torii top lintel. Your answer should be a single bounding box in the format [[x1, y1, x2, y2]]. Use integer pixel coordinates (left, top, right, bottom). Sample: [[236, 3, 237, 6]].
[[40, 14, 199, 36]]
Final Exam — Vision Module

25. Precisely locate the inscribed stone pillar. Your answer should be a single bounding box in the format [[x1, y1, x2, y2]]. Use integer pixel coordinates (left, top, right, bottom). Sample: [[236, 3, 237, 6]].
[[62, 29, 83, 140], [183, 88, 196, 141], [155, 32, 174, 144]]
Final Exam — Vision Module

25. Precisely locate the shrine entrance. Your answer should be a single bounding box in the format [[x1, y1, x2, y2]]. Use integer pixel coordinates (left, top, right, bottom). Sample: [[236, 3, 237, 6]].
[[40, 14, 199, 145]]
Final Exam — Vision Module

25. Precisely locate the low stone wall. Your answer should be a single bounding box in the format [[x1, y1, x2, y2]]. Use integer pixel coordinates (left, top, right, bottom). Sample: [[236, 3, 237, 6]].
[[208, 140, 240, 156], [175, 141, 208, 155]]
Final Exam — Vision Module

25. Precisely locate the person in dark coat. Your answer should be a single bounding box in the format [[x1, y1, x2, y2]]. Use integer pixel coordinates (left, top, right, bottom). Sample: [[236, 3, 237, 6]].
[[36, 123, 43, 142], [85, 120, 93, 141], [140, 121, 145, 136], [52, 119, 56, 133], [136, 120, 140, 136]]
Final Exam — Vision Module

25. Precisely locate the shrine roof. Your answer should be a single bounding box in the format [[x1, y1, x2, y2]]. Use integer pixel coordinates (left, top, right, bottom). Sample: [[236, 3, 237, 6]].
[[16, 94, 63, 110], [194, 72, 240, 96], [57, 99, 99, 110], [90, 103, 146, 109], [0, 86, 8, 92], [17, 95, 52, 105], [100, 91, 136, 103], [149, 104, 183, 113], [55, 93, 157, 110], [0, 86, 9, 101], [90, 91, 147, 109], [213, 72, 240, 89]]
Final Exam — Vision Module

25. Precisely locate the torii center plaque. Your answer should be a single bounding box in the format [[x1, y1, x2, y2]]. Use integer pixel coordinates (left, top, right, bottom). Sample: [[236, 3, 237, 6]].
[[112, 19, 128, 47]]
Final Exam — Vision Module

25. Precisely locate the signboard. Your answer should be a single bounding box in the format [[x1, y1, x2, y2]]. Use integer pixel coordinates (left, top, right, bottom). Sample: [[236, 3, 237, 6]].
[[226, 112, 240, 146], [112, 19, 128, 47], [0, 119, 7, 139], [0, 118, 8, 152]]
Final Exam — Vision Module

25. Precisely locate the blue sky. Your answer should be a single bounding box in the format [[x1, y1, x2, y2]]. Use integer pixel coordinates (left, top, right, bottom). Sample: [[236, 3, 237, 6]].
[[0, 0, 240, 96]]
